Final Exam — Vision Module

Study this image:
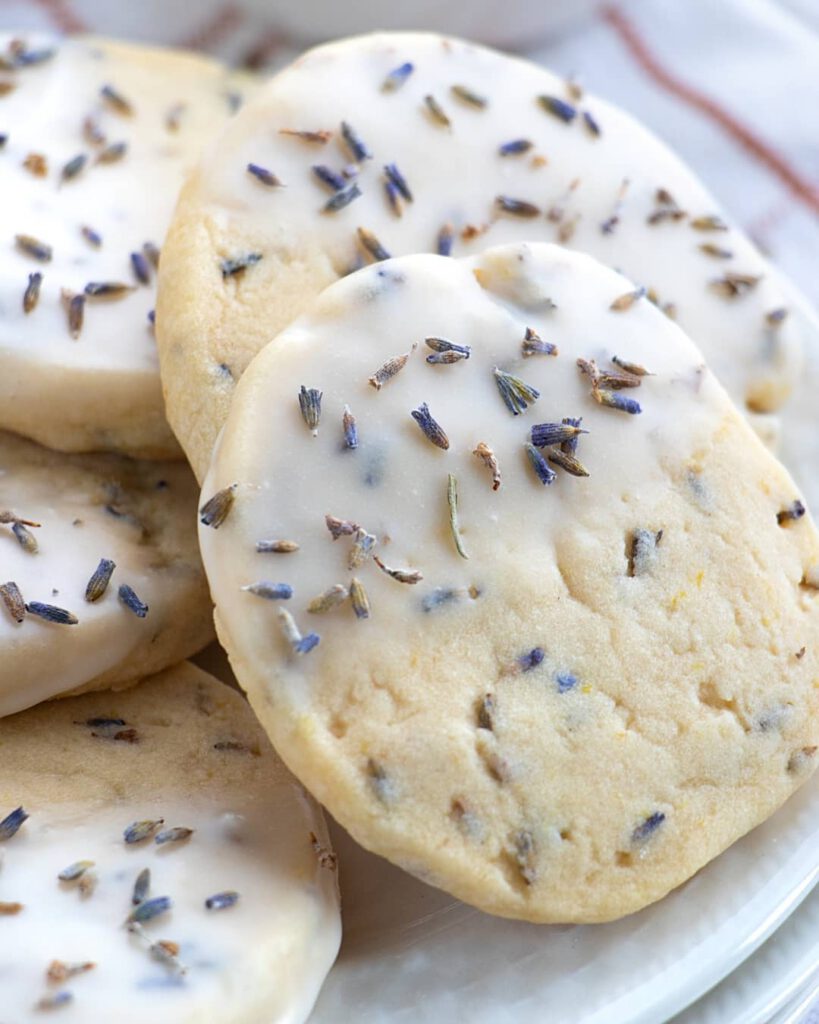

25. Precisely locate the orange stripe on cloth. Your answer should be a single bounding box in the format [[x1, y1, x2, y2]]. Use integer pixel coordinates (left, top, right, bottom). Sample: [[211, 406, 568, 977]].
[[601, 4, 819, 216], [30, 0, 88, 33]]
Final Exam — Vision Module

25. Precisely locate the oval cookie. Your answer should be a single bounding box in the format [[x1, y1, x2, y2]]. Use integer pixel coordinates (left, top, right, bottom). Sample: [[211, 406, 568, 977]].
[[0, 33, 250, 458], [198, 243, 819, 923], [0, 431, 213, 717], [157, 30, 806, 479], [0, 661, 340, 1023]]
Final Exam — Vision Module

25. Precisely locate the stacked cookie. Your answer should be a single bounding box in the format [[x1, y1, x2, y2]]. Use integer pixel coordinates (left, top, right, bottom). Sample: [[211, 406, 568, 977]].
[[2, 24, 819, 1021], [0, 34, 341, 1022], [157, 30, 819, 926]]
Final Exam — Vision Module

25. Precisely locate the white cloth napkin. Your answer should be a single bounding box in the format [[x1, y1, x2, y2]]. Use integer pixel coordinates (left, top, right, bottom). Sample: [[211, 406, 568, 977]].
[[2, 0, 818, 1019]]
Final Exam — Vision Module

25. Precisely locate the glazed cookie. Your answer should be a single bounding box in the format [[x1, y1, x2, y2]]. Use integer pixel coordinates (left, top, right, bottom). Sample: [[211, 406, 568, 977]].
[[0, 33, 251, 458], [199, 243, 819, 923], [157, 30, 808, 480], [0, 661, 341, 1023], [0, 430, 213, 717]]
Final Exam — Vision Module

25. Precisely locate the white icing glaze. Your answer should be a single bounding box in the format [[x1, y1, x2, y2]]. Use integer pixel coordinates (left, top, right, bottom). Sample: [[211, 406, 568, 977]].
[[0, 667, 341, 1023], [0, 431, 209, 717], [0, 34, 248, 456], [175, 30, 805, 461], [197, 243, 819, 921]]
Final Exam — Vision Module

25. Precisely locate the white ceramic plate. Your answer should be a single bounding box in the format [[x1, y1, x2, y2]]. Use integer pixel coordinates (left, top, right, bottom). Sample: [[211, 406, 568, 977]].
[[671, 871, 819, 1024], [192, 643, 819, 1024], [306, 775, 819, 1023]]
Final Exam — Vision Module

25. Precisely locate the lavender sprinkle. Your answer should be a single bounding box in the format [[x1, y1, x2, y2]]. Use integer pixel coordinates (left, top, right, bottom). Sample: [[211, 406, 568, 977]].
[[247, 162, 282, 187]]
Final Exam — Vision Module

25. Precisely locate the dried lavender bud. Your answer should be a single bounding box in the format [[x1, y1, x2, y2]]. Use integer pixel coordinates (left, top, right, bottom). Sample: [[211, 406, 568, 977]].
[[348, 528, 377, 569], [447, 474, 469, 559], [0, 806, 28, 840], [710, 272, 762, 298], [298, 386, 322, 434], [15, 234, 52, 262], [205, 891, 239, 910], [307, 584, 349, 613], [547, 448, 589, 477], [118, 584, 148, 618], [124, 819, 164, 844], [58, 860, 94, 882], [81, 225, 102, 247], [373, 557, 423, 584], [60, 153, 87, 182], [84, 281, 134, 299], [495, 195, 540, 218], [531, 422, 587, 447], [582, 110, 601, 136], [611, 355, 653, 376], [342, 405, 358, 449], [473, 442, 501, 490], [518, 648, 545, 672], [349, 577, 370, 619], [256, 539, 299, 553], [325, 515, 359, 540], [384, 180, 402, 216], [477, 693, 495, 730], [200, 484, 237, 528], [632, 812, 666, 844], [85, 558, 116, 602], [411, 403, 450, 449], [247, 162, 283, 187], [699, 242, 733, 259], [12, 520, 37, 553], [132, 868, 150, 904], [601, 178, 630, 234], [498, 138, 533, 156], [312, 164, 347, 192], [521, 327, 557, 357], [0, 581, 25, 623], [766, 307, 788, 327], [127, 895, 172, 924], [493, 367, 540, 415], [513, 830, 537, 884], [538, 95, 577, 122], [777, 500, 806, 525], [425, 337, 471, 360], [324, 182, 362, 212], [451, 84, 487, 108], [220, 252, 262, 278], [382, 62, 414, 91], [280, 129, 332, 143], [424, 94, 451, 127], [22, 271, 42, 313], [368, 345, 415, 389], [277, 607, 320, 655], [357, 227, 391, 262], [62, 290, 85, 337], [437, 222, 455, 256], [36, 992, 72, 1011], [557, 672, 577, 693], [610, 286, 646, 311], [130, 250, 151, 285], [26, 602, 78, 625], [100, 83, 133, 115], [593, 387, 642, 414], [341, 120, 372, 161], [525, 444, 556, 486], [384, 163, 413, 202], [155, 827, 194, 845], [143, 241, 160, 268], [691, 214, 728, 231], [628, 528, 663, 576], [96, 141, 127, 164], [241, 581, 293, 600]]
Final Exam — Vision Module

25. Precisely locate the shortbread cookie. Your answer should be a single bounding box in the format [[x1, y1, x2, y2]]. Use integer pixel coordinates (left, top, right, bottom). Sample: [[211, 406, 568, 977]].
[[199, 243, 819, 923], [0, 662, 341, 1023], [157, 30, 807, 479], [0, 33, 250, 458], [0, 431, 213, 717]]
